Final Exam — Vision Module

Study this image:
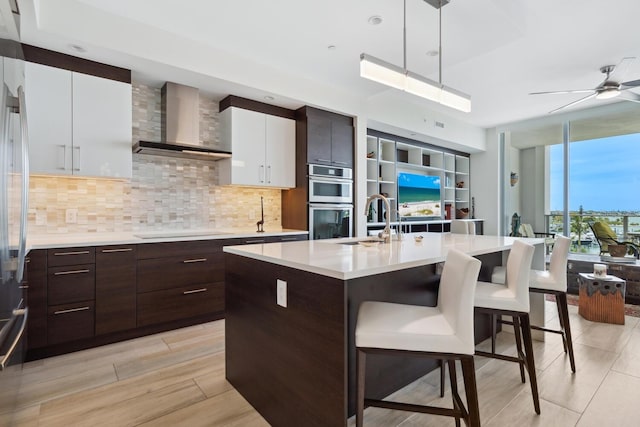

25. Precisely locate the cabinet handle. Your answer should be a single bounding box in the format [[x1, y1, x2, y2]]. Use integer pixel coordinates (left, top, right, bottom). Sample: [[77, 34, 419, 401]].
[[19, 285, 29, 289], [53, 250, 90, 256], [183, 288, 207, 295], [280, 237, 298, 241], [183, 258, 207, 263], [245, 239, 265, 244], [267, 165, 271, 183], [259, 165, 265, 183], [54, 306, 90, 315], [73, 146, 81, 172], [101, 248, 133, 253], [53, 269, 90, 276], [334, 161, 348, 165], [57, 145, 67, 170], [315, 158, 331, 163]]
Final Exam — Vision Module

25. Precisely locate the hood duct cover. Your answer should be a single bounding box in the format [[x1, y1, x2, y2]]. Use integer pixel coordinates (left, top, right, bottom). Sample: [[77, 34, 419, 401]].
[[133, 82, 231, 160]]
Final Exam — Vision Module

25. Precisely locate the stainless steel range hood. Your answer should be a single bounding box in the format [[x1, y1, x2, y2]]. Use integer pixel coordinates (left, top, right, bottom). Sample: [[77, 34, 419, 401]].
[[133, 82, 231, 160]]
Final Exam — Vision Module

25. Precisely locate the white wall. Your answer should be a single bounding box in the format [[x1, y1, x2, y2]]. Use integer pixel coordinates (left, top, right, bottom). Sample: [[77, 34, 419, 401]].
[[470, 128, 502, 235], [520, 146, 547, 231], [509, 146, 521, 219]]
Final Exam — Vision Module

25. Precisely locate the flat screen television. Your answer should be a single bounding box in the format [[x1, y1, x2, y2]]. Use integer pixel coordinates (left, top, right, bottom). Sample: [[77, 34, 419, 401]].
[[397, 172, 441, 218]]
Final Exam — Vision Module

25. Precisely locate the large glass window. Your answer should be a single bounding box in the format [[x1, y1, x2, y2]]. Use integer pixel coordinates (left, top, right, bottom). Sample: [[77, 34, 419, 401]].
[[550, 132, 640, 253]]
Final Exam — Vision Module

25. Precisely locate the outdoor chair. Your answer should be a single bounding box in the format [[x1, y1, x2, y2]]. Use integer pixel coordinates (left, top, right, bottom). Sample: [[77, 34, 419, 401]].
[[589, 221, 639, 258], [518, 223, 556, 254]]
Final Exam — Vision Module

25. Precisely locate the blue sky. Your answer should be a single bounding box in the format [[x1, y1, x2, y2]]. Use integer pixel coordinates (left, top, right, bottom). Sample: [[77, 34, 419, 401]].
[[550, 133, 640, 212]]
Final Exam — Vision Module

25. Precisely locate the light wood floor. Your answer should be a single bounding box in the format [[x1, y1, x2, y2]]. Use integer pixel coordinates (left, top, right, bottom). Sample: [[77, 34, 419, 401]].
[[3, 301, 640, 426]]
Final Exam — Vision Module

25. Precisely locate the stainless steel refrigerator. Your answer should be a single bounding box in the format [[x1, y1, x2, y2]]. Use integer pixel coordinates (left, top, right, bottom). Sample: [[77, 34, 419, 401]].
[[0, 41, 29, 423]]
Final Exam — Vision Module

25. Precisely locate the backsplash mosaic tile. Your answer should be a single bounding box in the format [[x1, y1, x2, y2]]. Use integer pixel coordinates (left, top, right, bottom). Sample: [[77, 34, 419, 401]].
[[28, 82, 283, 234]]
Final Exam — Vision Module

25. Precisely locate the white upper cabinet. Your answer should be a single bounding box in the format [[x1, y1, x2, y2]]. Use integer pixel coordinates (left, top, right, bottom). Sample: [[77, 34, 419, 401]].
[[219, 106, 295, 188], [25, 62, 132, 178]]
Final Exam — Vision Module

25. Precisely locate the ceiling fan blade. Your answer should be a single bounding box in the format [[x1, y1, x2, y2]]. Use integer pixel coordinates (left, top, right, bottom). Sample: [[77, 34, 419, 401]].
[[548, 92, 597, 114], [608, 57, 636, 82], [530, 89, 594, 95], [621, 79, 640, 89], [619, 92, 640, 104]]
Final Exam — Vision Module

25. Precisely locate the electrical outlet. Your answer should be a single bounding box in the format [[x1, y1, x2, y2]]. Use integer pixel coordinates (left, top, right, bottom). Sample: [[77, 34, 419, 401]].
[[65, 208, 78, 224], [277, 279, 287, 308]]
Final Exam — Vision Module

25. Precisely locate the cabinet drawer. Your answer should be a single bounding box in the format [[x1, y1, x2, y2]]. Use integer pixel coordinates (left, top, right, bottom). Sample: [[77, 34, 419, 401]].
[[137, 282, 224, 327], [47, 301, 95, 345], [48, 264, 95, 306], [137, 240, 222, 260], [48, 247, 95, 267], [137, 253, 223, 293]]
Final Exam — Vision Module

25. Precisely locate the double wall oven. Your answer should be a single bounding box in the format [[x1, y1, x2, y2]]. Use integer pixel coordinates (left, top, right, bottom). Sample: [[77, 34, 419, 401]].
[[308, 164, 353, 240]]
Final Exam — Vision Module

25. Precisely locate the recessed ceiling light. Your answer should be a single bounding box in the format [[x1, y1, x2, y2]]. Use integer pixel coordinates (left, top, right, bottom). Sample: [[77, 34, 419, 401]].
[[426, 50, 439, 57], [69, 44, 87, 53], [264, 95, 275, 101], [368, 15, 383, 25], [327, 45, 337, 51]]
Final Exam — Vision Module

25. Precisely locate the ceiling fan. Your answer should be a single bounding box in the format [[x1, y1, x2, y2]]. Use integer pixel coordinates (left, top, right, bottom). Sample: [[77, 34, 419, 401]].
[[530, 57, 640, 114]]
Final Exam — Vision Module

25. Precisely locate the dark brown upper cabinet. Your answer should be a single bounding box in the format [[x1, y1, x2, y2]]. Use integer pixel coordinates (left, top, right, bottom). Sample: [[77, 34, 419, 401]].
[[297, 106, 354, 168]]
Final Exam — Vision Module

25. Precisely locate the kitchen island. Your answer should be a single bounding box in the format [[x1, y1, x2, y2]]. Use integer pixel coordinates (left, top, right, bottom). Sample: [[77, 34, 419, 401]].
[[224, 233, 544, 426]]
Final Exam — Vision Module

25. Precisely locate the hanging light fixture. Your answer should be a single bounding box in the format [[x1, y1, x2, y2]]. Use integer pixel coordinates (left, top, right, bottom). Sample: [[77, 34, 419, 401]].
[[359, 0, 471, 112]]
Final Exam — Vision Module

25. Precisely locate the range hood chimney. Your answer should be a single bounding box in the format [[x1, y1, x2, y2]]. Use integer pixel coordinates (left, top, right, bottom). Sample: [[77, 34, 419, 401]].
[[133, 82, 231, 160]]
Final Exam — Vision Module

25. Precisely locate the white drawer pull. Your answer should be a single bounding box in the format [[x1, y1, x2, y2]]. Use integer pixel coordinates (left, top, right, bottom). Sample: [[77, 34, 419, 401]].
[[54, 306, 90, 315], [101, 248, 133, 253], [183, 288, 207, 295], [54, 269, 90, 276], [53, 250, 90, 256], [183, 258, 207, 264]]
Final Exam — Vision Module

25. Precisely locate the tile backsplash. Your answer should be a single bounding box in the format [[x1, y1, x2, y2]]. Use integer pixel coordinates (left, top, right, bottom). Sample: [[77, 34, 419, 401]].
[[28, 83, 283, 234]]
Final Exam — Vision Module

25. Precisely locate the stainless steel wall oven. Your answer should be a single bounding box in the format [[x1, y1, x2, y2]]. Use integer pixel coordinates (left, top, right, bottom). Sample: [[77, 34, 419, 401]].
[[307, 164, 353, 239]]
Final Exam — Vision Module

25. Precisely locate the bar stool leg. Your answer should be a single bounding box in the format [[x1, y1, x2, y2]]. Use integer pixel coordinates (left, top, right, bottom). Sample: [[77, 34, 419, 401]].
[[491, 313, 497, 354], [512, 315, 526, 383], [440, 359, 446, 397], [447, 360, 461, 427], [519, 314, 541, 414], [554, 292, 568, 353], [356, 349, 366, 427], [461, 356, 481, 427], [557, 292, 576, 373]]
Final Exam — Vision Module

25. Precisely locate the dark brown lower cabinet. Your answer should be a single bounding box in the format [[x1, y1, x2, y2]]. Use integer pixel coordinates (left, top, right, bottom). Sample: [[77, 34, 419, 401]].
[[25, 250, 48, 349], [96, 245, 137, 335], [47, 300, 95, 345], [137, 282, 224, 327]]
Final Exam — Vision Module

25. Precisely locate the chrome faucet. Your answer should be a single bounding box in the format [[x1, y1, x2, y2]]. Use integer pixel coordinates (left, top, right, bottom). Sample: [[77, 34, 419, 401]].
[[364, 194, 391, 243]]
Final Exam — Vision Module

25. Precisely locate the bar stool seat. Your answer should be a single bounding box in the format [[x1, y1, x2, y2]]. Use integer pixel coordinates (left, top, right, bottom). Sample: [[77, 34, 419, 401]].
[[355, 249, 482, 427], [474, 281, 528, 312]]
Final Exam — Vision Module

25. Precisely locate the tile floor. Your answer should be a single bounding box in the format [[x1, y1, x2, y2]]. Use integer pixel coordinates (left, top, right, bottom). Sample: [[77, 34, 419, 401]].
[[2, 301, 640, 426]]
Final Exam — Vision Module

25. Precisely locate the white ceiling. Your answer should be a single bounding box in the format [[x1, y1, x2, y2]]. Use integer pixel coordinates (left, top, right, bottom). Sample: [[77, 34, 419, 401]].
[[13, 0, 640, 130]]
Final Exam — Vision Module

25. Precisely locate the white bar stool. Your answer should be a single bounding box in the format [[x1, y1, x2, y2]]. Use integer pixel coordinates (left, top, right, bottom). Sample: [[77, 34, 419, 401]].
[[355, 249, 482, 427], [492, 235, 575, 372], [451, 219, 475, 235], [474, 240, 540, 414]]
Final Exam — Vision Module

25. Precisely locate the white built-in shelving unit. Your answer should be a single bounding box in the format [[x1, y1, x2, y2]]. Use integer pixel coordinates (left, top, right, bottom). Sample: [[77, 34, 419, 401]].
[[366, 132, 472, 225]]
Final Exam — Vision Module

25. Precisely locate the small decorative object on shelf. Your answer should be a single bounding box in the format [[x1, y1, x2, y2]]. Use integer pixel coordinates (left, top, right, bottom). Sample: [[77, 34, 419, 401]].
[[367, 151, 375, 158], [456, 181, 465, 188], [510, 172, 519, 187], [471, 197, 475, 219], [456, 208, 469, 219]]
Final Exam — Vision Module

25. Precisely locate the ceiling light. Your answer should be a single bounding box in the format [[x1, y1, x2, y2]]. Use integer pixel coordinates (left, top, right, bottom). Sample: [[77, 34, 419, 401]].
[[595, 88, 621, 100], [368, 15, 383, 25], [327, 45, 337, 51], [264, 95, 275, 101], [359, 0, 470, 112]]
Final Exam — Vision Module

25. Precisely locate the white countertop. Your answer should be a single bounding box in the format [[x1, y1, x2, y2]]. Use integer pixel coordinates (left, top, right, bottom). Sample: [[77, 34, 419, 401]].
[[27, 228, 308, 250], [223, 232, 543, 280]]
